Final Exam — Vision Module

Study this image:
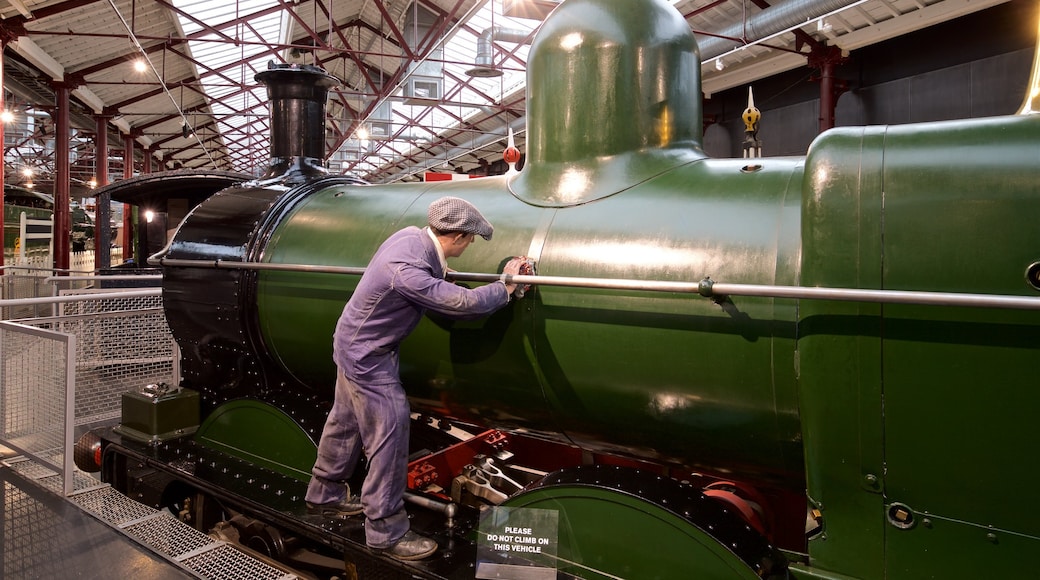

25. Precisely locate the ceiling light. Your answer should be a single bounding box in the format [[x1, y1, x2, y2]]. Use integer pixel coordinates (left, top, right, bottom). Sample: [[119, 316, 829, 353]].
[[715, 58, 724, 71], [134, 58, 148, 73], [0, 110, 13, 123]]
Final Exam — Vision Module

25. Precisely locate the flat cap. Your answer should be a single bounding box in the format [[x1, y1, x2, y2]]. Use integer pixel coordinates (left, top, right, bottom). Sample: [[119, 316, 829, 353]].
[[427, 196, 494, 240]]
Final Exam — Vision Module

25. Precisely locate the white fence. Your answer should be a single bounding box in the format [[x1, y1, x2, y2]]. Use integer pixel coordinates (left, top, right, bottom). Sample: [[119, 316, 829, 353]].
[[0, 282, 177, 495], [17, 211, 54, 263], [0, 260, 139, 320], [3, 247, 126, 272]]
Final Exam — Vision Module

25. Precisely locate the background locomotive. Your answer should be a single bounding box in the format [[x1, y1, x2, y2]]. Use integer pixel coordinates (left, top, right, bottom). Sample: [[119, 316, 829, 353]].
[[78, 0, 1040, 578]]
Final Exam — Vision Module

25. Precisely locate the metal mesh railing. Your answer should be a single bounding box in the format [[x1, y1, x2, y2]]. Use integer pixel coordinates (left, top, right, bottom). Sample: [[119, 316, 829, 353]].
[[0, 277, 300, 579], [53, 289, 177, 425], [0, 282, 175, 494], [0, 273, 54, 319], [0, 321, 75, 493], [0, 257, 129, 320]]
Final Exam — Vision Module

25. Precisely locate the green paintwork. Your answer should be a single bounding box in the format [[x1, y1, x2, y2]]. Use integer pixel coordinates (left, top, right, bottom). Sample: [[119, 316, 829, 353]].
[[117, 388, 200, 442], [502, 485, 760, 579], [257, 157, 805, 486], [512, 0, 703, 207], [879, 116, 1040, 577], [201, 0, 1040, 576], [256, 0, 803, 488], [800, 126, 887, 579], [801, 114, 1040, 578], [195, 399, 317, 481]]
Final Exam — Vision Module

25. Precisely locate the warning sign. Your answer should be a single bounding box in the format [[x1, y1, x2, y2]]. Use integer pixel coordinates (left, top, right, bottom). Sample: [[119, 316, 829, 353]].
[[475, 506, 558, 580]]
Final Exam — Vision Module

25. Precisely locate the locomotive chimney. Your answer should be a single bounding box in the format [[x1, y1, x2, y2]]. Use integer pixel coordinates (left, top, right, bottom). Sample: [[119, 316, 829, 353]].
[[254, 62, 340, 183]]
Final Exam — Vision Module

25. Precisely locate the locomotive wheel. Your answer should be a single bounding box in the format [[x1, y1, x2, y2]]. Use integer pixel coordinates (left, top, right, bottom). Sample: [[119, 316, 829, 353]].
[[502, 465, 787, 579]]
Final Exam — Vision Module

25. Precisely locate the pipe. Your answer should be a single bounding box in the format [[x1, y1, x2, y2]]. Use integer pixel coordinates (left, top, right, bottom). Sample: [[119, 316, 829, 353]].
[[697, 0, 864, 61], [153, 258, 1040, 311], [466, 26, 536, 78]]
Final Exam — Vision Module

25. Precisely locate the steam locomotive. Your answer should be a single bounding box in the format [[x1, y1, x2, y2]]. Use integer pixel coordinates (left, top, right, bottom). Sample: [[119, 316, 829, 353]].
[[77, 0, 1040, 578]]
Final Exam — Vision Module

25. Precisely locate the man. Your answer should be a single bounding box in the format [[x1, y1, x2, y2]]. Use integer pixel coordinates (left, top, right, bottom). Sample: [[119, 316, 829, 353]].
[[305, 196, 522, 561]]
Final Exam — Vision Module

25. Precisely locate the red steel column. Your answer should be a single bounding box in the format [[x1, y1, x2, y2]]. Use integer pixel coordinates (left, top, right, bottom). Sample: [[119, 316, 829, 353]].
[[53, 82, 71, 272], [0, 37, 5, 269], [94, 114, 111, 270], [820, 58, 835, 133], [122, 133, 134, 263], [810, 45, 847, 134]]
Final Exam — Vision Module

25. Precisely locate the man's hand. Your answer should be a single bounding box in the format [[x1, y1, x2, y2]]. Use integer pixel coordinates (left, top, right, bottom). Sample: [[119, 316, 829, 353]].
[[503, 257, 534, 298]]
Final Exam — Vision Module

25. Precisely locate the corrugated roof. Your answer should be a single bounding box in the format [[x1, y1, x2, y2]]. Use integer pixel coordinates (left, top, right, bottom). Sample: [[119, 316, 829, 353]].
[[0, 0, 1015, 190]]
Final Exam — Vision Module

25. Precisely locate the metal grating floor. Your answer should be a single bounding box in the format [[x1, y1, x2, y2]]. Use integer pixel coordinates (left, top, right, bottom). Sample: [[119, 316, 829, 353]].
[[3, 456, 298, 580], [2, 463, 189, 580]]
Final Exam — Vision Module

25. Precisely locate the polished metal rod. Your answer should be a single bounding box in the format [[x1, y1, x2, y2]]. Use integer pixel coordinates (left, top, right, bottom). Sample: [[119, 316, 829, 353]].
[[157, 258, 367, 276], [702, 281, 1040, 311], [45, 275, 163, 282], [155, 258, 1040, 310]]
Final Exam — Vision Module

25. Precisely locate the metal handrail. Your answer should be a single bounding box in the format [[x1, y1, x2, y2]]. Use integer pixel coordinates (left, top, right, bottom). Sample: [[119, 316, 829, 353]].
[[154, 257, 1040, 311], [0, 289, 162, 308], [45, 275, 163, 283]]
